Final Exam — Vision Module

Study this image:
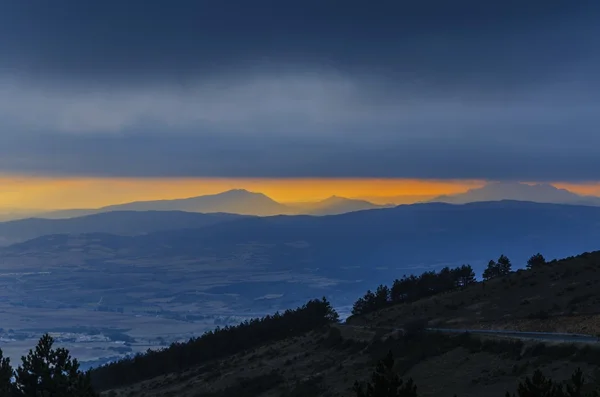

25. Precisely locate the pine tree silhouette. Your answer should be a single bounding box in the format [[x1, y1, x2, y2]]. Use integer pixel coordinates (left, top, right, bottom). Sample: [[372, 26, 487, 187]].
[[15, 334, 97, 397], [353, 350, 417, 397]]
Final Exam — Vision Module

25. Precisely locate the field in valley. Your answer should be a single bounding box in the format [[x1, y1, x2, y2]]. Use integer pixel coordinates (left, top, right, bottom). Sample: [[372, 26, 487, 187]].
[[0, 236, 366, 367]]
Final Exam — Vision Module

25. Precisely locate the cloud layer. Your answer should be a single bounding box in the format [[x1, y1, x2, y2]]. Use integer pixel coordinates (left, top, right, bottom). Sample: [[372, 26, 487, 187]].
[[1, 0, 599, 180]]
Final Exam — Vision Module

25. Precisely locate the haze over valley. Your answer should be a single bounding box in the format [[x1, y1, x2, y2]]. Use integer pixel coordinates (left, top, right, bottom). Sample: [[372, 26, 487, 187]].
[[2, 193, 600, 370]]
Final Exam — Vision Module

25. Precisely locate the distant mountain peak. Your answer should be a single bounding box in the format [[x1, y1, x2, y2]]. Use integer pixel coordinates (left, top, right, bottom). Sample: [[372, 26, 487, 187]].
[[479, 181, 563, 191], [430, 181, 600, 207], [301, 195, 388, 215], [469, 182, 576, 196], [218, 188, 259, 196], [322, 195, 347, 202], [217, 189, 279, 201]]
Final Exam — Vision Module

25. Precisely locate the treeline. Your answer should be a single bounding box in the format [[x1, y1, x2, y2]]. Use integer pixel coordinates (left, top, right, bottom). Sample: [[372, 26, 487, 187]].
[[482, 254, 512, 280], [354, 350, 598, 397], [351, 265, 476, 316], [91, 297, 339, 390], [483, 253, 547, 280], [0, 334, 97, 396], [353, 252, 549, 316]]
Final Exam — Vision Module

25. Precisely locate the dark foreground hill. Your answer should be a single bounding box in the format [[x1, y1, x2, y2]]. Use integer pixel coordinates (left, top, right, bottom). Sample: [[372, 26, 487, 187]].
[[94, 249, 600, 397]]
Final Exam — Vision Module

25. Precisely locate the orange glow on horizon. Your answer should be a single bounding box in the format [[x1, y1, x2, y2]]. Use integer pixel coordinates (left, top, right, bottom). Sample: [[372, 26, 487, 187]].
[[553, 182, 600, 197], [1, 175, 600, 211], [0, 176, 486, 210]]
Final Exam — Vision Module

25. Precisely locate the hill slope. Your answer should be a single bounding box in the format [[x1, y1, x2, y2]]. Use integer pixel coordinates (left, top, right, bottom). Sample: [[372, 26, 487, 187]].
[[349, 250, 600, 334], [101, 250, 600, 397]]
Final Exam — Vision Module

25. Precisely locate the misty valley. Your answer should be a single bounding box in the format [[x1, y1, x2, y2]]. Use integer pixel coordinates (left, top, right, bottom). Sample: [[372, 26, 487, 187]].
[[0, 236, 383, 370]]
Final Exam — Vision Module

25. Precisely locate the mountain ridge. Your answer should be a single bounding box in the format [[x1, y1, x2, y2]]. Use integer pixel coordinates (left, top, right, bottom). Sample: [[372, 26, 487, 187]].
[[290, 195, 392, 215], [39, 189, 290, 218], [6, 200, 600, 280], [0, 210, 248, 246], [6, 183, 600, 223]]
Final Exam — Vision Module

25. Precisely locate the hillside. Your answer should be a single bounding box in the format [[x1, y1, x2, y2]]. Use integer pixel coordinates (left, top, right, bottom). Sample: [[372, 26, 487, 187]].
[[348, 251, 600, 334], [98, 250, 600, 397]]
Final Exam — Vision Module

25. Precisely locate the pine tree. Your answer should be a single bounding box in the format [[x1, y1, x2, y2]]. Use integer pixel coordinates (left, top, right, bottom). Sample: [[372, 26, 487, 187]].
[[375, 285, 390, 308], [319, 296, 340, 323], [353, 350, 417, 397], [459, 264, 476, 287], [526, 253, 546, 270], [15, 334, 98, 397], [0, 349, 17, 397], [515, 369, 564, 397], [497, 255, 512, 276], [483, 260, 498, 281], [506, 367, 599, 397], [352, 297, 367, 315], [565, 368, 585, 397]]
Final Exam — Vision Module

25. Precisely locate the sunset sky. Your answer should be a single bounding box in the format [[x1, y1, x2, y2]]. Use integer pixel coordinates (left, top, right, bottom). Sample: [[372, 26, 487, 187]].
[[1, 1, 599, 210], [0, 176, 484, 209], [1, 176, 600, 211]]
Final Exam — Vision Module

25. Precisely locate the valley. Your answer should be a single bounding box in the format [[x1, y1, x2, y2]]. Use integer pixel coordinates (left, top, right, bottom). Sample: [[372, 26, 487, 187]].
[[0, 255, 352, 370], [2, 200, 600, 372]]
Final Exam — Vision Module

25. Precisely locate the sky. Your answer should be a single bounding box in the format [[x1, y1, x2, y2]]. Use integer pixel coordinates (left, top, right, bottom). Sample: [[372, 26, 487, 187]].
[[1, 1, 600, 208]]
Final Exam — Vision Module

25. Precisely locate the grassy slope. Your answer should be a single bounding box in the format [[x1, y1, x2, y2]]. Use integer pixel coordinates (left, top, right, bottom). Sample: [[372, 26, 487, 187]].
[[348, 250, 600, 334], [105, 250, 600, 397]]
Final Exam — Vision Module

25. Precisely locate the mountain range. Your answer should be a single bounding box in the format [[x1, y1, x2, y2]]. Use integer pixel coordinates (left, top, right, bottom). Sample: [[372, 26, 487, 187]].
[[11, 189, 391, 221], [2, 182, 600, 225], [6, 200, 600, 280]]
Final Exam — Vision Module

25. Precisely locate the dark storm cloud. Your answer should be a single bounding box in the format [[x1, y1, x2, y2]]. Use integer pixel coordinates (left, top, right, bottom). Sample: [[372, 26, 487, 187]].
[[1, 0, 597, 88], [0, 0, 599, 180]]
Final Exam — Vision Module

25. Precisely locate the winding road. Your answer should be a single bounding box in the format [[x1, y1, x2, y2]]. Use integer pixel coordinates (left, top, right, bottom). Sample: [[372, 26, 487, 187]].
[[341, 324, 600, 344], [427, 327, 600, 344]]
